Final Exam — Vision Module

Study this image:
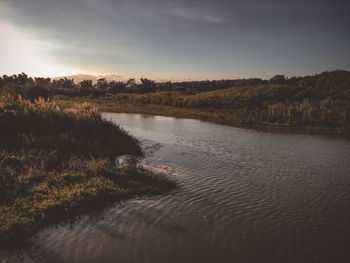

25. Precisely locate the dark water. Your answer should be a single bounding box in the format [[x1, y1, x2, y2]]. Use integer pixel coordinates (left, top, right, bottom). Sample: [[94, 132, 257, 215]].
[[2, 113, 350, 263]]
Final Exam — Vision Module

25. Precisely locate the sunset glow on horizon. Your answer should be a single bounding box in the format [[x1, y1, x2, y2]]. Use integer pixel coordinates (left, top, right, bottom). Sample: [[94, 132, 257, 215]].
[[0, 22, 80, 77], [1, 0, 349, 80]]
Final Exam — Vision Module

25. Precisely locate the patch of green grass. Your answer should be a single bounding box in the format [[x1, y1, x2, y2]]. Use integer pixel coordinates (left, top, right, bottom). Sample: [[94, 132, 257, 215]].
[[57, 98, 349, 137], [0, 95, 177, 246]]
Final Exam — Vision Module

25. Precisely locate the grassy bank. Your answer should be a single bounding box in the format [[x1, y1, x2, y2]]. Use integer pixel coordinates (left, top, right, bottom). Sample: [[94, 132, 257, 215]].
[[2, 71, 349, 137], [0, 95, 177, 246], [57, 98, 349, 137]]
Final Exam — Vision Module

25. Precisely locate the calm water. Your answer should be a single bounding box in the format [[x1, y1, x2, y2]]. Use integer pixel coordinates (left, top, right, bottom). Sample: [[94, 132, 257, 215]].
[[2, 113, 350, 263]]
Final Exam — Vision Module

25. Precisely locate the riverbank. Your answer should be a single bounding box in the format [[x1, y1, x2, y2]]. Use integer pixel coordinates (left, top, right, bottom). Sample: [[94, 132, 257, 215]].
[[0, 96, 177, 247], [15, 110, 348, 263], [57, 98, 349, 138]]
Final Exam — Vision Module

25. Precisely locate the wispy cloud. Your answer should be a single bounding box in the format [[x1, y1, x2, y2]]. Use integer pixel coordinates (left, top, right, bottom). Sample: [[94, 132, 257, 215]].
[[161, 6, 228, 24], [1, 0, 349, 78]]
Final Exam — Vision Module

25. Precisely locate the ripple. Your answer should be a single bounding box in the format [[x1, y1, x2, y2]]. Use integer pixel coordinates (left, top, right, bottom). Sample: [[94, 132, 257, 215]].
[[2, 113, 350, 263]]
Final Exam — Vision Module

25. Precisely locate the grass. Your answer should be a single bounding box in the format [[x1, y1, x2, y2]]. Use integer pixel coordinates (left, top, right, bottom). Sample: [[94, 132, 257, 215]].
[[0, 95, 177, 246], [57, 98, 348, 137]]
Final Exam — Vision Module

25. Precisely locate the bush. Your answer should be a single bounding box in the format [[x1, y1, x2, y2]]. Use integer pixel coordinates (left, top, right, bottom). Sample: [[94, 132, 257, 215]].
[[22, 85, 50, 101]]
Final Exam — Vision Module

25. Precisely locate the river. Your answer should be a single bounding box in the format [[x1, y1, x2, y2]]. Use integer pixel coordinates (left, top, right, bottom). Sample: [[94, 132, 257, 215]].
[[2, 113, 350, 263]]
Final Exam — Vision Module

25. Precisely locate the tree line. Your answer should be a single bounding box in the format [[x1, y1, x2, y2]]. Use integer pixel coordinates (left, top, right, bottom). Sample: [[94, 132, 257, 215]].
[[4, 71, 349, 99], [1, 70, 349, 129]]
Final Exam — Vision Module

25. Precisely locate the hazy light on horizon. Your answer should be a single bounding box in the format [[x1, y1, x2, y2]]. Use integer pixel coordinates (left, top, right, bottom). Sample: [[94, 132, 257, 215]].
[[0, 22, 81, 77]]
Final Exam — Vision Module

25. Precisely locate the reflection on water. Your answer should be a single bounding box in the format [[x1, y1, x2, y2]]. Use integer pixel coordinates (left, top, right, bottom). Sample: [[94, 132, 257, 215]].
[[2, 113, 350, 263]]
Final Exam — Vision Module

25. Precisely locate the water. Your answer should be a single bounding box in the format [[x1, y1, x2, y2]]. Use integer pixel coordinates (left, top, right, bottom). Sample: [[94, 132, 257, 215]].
[[2, 113, 350, 263]]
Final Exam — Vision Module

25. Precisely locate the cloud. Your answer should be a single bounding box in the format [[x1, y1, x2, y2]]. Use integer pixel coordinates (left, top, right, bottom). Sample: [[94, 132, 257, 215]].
[[0, 21, 76, 77], [160, 5, 228, 24], [0, 0, 349, 78]]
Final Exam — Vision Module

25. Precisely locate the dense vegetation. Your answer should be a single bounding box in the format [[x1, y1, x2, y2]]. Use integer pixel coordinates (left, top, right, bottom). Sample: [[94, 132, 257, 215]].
[[1, 70, 349, 133], [0, 95, 176, 246], [112, 83, 349, 129], [0, 73, 266, 98]]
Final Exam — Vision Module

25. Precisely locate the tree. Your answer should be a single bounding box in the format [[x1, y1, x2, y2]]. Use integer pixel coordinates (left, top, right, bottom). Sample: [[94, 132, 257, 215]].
[[53, 78, 75, 89], [78, 80, 93, 90], [96, 78, 108, 90], [34, 77, 51, 87], [23, 84, 50, 101], [126, 78, 137, 92], [108, 81, 126, 94], [140, 78, 156, 93], [269, 75, 286, 84]]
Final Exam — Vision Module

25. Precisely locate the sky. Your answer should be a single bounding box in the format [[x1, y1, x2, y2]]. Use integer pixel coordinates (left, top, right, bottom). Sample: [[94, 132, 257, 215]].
[[0, 0, 349, 80]]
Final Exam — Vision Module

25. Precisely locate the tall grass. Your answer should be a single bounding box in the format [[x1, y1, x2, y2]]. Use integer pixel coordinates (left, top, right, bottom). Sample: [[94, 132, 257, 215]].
[[0, 94, 141, 157], [0, 95, 177, 246], [108, 84, 350, 129]]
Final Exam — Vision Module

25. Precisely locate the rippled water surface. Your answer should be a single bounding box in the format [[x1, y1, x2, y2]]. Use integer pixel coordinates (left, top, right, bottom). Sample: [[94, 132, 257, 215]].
[[2, 113, 350, 263]]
